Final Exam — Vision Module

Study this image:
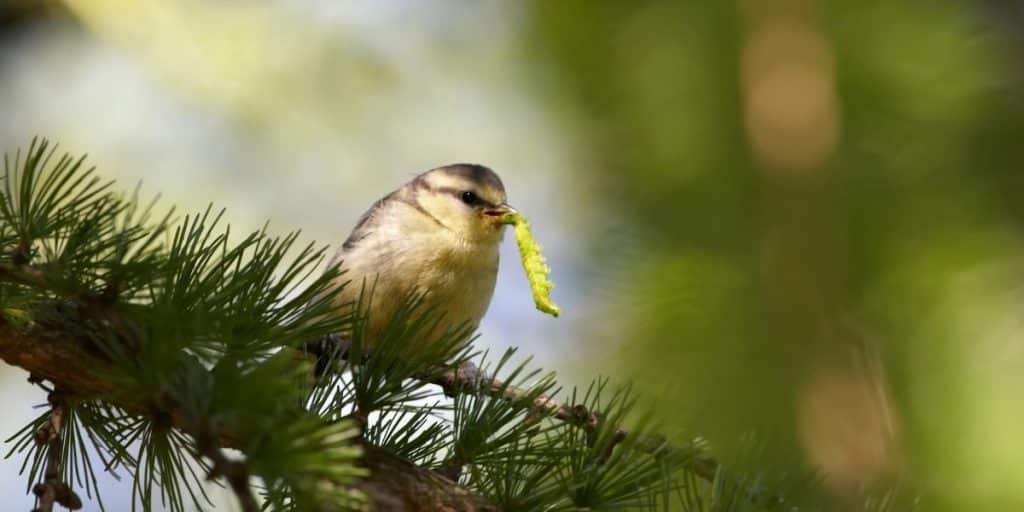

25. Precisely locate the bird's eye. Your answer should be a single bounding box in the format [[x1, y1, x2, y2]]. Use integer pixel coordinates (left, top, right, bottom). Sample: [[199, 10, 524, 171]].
[[460, 191, 479, 206]]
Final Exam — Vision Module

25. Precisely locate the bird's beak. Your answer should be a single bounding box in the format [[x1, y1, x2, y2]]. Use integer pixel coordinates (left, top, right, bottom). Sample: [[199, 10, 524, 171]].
[[483, 203, 517, 219]]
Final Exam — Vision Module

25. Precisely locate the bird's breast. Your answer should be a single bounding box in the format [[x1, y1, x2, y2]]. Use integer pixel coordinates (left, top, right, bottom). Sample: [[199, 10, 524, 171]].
[[338, 230, 497, 342], [399, 234, 500, 325]]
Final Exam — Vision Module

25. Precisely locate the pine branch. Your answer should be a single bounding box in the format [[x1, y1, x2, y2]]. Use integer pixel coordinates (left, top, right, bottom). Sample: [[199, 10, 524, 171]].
[[425, 359, 720, 482], [0, 322, 498, 511], [309, 333, 727, 510], [313, 333, 719, 486], [2, 271, 700, 511], [426, 360, 802, 509]]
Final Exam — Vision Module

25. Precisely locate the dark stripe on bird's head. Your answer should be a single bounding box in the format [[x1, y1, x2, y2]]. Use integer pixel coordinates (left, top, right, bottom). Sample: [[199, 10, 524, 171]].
[[395, 196, 451, 231], [430, 163, 506, 195]]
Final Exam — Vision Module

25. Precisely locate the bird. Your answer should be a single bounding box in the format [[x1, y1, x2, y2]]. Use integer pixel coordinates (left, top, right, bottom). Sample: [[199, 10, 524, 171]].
[[308, 163, 514, 369]]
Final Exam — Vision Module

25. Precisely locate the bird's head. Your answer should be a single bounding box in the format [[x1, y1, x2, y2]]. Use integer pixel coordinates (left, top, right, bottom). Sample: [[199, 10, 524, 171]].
[[410, 164, 514, 244]]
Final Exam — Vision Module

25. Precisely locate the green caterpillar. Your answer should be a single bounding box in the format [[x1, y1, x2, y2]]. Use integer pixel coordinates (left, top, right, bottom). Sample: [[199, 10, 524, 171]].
[[503, 212, 561, 317]]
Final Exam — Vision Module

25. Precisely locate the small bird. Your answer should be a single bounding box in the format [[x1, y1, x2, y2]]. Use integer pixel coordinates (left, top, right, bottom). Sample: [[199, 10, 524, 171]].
[[314, 164, 514, 361]]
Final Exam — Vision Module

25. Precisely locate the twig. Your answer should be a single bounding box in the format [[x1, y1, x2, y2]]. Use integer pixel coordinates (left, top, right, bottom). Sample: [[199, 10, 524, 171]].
[[0, 262, 47, 289], [423, 361, 792, 507], [31, 391, 82, 512], [203, 446, 259, 512], [192, 420, 259, 512], [423, 361, 720, 482], [208, 450, 260, 509], [437, 458, 465, 482]]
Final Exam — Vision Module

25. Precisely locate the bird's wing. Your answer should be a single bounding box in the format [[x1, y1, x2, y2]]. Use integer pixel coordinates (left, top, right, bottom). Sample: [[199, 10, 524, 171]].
[[340, 189, 399, 252]]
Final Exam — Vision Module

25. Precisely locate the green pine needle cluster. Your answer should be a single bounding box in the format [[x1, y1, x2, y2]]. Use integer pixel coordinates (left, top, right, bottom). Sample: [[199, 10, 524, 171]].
[[1, 139, 364, 511], [0, 139, 913, 512]]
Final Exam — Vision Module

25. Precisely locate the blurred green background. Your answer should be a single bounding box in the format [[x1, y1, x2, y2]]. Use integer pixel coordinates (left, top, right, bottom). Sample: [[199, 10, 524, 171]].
[[2, 1, 1023, 510]]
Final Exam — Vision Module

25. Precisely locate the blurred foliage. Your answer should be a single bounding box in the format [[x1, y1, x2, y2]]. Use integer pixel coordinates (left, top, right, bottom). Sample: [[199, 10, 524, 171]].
[[525, 0, 1024, 510]]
